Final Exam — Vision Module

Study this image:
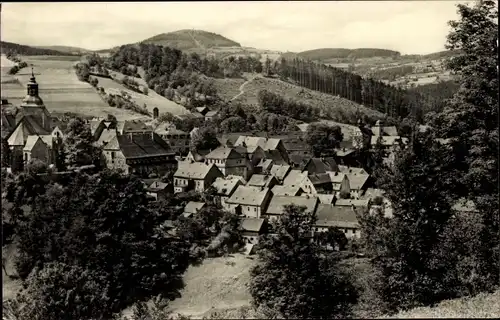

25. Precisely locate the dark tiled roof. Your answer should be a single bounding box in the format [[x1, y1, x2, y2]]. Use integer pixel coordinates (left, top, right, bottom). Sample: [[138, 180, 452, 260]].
[[315, 204, 359, 228], [303, 157, 339, 175], [265, 150, 288, 165], [117, 120, 152, 134], [289, 154, 312, 167], [241, 218, 266, 233], [308, 173, 332, 185], [206, 147, 244, 160], [105, 132, 174, 159], [247, 174, 277, 188]]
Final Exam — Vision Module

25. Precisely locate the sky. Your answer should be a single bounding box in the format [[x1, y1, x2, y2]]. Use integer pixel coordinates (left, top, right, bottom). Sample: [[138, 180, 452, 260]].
[[1, 1, 472, 55]]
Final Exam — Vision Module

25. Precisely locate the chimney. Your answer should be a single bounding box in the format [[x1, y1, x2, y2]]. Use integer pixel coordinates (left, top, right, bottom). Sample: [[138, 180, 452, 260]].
[[332, 195, 337, 206]]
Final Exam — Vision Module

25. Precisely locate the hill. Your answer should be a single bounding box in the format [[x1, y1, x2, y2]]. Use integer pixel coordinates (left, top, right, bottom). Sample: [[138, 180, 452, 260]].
[[0, 41, 74, 56], [285, 48, 401, 61], [34, 45, 90, 55], [140, 29, 241, 51]]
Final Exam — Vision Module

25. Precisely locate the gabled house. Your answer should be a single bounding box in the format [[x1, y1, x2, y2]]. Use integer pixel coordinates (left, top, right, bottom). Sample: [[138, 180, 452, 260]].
[[338, 165, 368, 175], [225, 186, 272, 218], [204, 147, 251, 180], [315, 204, 361, 238], [116, 120, 152, 135], [211, 176, 244, 211], [333, 148, 359, 167], [155, 124, 190, 155], [241, 218, 268, 245], [183, 201, 206, 218], [96, 128, 117, 147], [335, 198, 371, 211], [102, 132, 177, 176], [205, 110, 219, 122], [195, 106, 209, 116], [345, 172, 371, 199], [308, 173, 334, 194], [264, 195, 319, 222], [264, 149, 288, 166], [255, 158, 274, 174], [186, 149, 211, 162], [145, 181, 173, 201], [174, 161, 223, 193], [22, 135, 52, 165], [247, 174, 279, 189]]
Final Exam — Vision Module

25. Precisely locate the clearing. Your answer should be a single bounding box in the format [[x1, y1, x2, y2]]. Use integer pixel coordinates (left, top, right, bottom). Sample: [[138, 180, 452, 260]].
[[104, 69, 189, 116], [1, 55, 143, 120]]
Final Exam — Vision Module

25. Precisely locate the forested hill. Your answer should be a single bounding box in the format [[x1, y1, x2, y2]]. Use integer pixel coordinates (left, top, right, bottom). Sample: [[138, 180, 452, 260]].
[[0, 41, 75, 56], [107, 43, 455, 122], [283, 48, 401, 61], [34, 45, 91, 55], [140, 30, 241, 51]]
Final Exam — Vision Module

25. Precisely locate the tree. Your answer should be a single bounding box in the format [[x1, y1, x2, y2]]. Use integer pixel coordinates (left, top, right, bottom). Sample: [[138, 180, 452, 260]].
[[249, 205, 358, 319], [14, 170, 191, 316], [220, 116, 247, 133], [304, 123, 344, 157], [63, 117, 102, 168], [366, 132, 466, 312], [190, 126, 220, 152], [430, 0, 499, 294], [1, 138, 11, 168]]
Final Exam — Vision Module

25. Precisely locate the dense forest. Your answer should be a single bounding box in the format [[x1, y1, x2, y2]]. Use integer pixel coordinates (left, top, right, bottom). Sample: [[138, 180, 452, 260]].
[[407, 80, 460, 115], [285, 48, 401, 61], [0, 41, 75, 56]]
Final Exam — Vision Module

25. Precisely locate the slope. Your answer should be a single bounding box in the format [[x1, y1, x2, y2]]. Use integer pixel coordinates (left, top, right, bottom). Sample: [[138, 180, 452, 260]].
[[285, 48, 401, 61], [34, 45, 91, 55]]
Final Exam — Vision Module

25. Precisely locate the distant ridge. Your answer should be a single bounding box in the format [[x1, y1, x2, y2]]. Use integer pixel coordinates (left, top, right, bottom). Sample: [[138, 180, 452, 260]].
[[140, 29, 241, 51], [34, 45, 90, 55], [283, 48, 401, 61], [0, 41, 75, 56]]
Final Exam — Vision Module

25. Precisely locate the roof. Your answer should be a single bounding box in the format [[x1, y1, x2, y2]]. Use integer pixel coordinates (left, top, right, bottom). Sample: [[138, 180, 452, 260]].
[[338, 165, 368, 175], [315, 204, 359, 229], [96, 128, 117, 146], [23, 135, 41, 151], [116, 120, 152, 134], [264, 138, 281, 150], [205, 147, 244, 160], [335, 199, 370, 208], [335, 149, 356, 157], [264, 150, 288, 165], [308, 173, 332, 186], [6, 116, 50, 146], [226, 185, 270, 207], [211, 177, 242, 196], [39, 135, 53, 148], [271, 185, 304, 196], [241, 218, 265, 233], [155, 125, 187, 136], [205, 110, 218, 117], [361, 188, 385, 200], [195, 106, 209, 114], [372, 125, 399, 136], [147, 181, 170, 192], [317, 194, 335, 204], [90, 119, 103, 136], [282, 170, 309, 187], [257, 159, 273, 170], [303, 157, 339, 174], [187, 149, 211, 162], [269, 165, 291, 181], [175, 161, 221, 180], [266, 195, 318, 216], [234, 136, 267, 149], [289, 154, 312, 167], [346, 173, 370, 191], [296, 123, 309, 132], [184, 201, 206, 215], [371, 135, 403, 146], [104, 133, 174, 159], [247, 174, 277, 188]]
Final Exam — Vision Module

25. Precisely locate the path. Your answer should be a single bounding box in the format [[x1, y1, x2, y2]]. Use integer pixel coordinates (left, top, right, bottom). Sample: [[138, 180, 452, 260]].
[[230, 75, 260, 101], [188, 30, 206, 52]]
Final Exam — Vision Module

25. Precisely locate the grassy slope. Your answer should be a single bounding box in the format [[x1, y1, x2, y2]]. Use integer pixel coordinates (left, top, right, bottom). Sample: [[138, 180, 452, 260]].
[[1, 55, 143, 120], [103, 69, 189, 116], [213, 74, 385, 121], [138, 30, 241, 52]]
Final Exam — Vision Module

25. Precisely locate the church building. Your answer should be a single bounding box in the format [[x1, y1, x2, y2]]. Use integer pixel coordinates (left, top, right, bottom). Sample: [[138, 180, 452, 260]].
[[5, 68, 61, 171]]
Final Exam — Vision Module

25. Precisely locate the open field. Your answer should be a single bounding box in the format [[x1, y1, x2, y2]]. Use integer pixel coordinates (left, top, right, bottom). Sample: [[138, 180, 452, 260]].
[[1, 55, 144, 120], [104, 69, 189, 116]]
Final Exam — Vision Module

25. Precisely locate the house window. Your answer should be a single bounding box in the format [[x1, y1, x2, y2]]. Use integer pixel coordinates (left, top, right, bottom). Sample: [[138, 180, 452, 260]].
[[254, 207, 256, 212]]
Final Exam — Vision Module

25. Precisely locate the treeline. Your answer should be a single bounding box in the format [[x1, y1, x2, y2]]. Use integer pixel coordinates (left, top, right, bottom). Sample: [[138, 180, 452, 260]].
[[257, 90, 320, 122], [369, 65, 415, 81], [295, 48, 401, 61], [269, 57, 430, 121], [1, 41, 73, 56], [407, 80, 460, 115]]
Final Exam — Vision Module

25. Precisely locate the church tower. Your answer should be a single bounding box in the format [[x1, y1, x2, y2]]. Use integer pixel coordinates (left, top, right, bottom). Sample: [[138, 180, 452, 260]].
[[16, 66, 52, 131]]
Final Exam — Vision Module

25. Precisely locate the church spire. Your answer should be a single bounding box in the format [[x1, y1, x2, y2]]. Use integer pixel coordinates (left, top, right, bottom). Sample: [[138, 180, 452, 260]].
[[29, 64, 36, 84]]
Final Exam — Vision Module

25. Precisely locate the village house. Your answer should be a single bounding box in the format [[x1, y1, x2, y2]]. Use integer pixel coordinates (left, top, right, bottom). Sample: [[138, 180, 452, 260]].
[[211, 176, 244, 211], [335, 198, 371, 212], [308, 173, 334, 194], [116, 119, 153, 135], [315, 204, 361, 239], [338, 165, 368, 175], [204, 147, 252, 180], [154, 123, 190, 155], [234, 135, 289, 162], [225, 185, 272, 218], [102, 132, 176, 176], [255, 158, 274, 174], [174, 161, 223, 193], [316, 194, 336, 204], [240, 218, 268, 245], [264, 149, 289, 166], [264, 195, 319, 222], [283, 170, 317, 196], [185, 149, 211, 162], [204, 110, 219, 122], [370, 120, 408, 151], [183, 201, 206, 218], [333, 148, 359, 167], [345, 172, 371, 199], [328, 172, 351, 197], [247, 174, 279, 189], [272, 184, 305, 197], [145, 181, 173, 201], [195, 106, 209, 116]]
